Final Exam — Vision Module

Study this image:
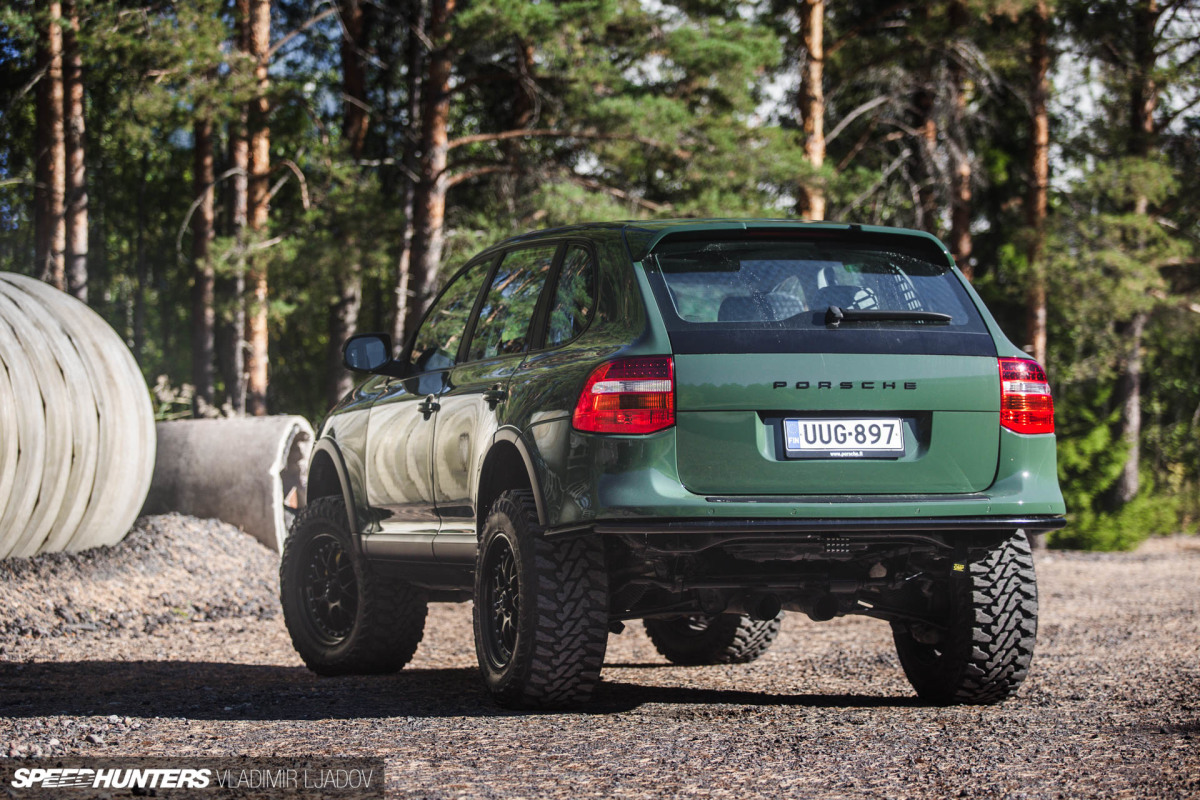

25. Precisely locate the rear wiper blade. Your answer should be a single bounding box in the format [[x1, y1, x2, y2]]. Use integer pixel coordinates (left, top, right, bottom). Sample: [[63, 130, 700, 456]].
[[824, 306, 952, 328]]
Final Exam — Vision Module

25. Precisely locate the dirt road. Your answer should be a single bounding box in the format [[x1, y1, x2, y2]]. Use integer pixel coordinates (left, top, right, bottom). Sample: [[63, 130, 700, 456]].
[[2, 516, 1197, 798]]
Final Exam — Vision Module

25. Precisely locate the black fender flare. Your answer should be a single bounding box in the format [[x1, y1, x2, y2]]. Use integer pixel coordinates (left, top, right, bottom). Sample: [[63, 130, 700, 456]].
[[484, 427, 549, 529], [306, 438, 360, 537]]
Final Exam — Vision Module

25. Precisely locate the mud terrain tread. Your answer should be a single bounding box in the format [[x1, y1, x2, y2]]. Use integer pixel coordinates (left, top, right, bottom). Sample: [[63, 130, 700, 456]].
[[644, 614, 783, 666], [474, 491, 608, 709], [893, 530, 1038, 705], [281, 496, 427, 676], [724, 615, 783, 664], [957, 533, 1038, 701]]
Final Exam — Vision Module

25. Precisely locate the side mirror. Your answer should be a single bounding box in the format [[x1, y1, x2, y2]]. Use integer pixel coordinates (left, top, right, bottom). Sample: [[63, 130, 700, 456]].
[[342, 333, 408, 377]]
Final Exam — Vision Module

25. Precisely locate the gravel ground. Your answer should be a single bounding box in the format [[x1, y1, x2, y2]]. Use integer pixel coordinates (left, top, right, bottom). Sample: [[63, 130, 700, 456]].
[[1, 515, 1197, 799]]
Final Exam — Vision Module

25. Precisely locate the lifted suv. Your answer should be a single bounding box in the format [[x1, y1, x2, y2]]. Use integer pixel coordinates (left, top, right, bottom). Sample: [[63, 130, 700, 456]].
[[281, 220, 1066, 708]]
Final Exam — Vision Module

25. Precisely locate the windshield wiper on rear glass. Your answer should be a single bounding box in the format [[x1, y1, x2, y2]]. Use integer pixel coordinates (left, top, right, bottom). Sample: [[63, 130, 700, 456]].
[[824, 306, 952, 328]]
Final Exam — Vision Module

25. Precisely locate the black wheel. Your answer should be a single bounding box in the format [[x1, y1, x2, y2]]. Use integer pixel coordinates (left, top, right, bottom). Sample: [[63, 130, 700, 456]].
[[644, 613, 782, 666], [281, 496, 427, 676], [473, 490, 609, 708], [892, 530, 1038, 705]]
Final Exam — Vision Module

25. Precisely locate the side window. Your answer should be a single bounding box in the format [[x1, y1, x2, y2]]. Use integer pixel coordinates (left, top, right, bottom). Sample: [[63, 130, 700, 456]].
[[411, 259, 491, 370], [467, 244, 558, 362], [545, 245, 596, 347]]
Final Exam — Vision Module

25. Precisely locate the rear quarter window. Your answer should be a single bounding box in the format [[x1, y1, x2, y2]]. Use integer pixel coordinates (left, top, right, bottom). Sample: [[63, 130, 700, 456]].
[[544, 245, 596, 347]]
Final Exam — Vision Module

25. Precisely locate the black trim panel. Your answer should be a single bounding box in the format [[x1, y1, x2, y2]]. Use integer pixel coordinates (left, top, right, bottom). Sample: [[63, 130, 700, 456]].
[[573, 515, 1066, 537]]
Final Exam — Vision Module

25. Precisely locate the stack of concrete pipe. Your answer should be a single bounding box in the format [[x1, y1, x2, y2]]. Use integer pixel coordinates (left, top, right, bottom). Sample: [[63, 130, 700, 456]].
[[0, 273, 156, 558]]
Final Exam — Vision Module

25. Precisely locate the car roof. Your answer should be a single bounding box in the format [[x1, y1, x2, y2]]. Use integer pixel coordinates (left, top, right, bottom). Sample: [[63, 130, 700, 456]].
[[486, 219, 953, 264]]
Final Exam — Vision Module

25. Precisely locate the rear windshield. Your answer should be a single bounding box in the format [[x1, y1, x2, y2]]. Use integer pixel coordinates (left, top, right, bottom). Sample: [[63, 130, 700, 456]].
[[645, 236, 995, 357]]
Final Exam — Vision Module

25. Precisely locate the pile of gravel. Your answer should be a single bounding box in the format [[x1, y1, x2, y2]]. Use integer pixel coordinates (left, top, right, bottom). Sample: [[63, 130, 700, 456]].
[[0, 514, 280, 645]]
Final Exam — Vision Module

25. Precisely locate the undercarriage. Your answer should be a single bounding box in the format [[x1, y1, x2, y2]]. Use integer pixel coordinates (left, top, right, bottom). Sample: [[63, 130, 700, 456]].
[[604, 530, 1018, 642]]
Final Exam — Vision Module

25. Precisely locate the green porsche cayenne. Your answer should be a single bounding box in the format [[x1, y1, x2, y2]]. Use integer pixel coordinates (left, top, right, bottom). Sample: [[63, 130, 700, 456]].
[[280, 219, 1066, 709]]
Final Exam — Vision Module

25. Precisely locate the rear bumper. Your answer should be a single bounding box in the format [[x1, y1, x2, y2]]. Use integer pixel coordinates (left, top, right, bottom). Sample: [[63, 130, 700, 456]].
[[524, 418, 1067, 529]]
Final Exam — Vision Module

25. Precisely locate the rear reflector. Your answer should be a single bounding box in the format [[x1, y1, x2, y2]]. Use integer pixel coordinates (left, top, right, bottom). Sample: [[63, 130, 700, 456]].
[[573, 357, 675, 434], [998, 358, 1055, 434]]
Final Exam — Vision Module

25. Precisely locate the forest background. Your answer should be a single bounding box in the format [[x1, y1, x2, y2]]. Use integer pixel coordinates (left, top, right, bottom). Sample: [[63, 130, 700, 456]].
[[1, 0, 1197, 549]]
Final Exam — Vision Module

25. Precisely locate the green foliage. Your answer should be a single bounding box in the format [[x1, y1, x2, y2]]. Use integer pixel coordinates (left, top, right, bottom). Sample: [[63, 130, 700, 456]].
[[1034, 159, 1197, 548], [1049, 490, 1180, 551], [1053, 383, 1125, 502]]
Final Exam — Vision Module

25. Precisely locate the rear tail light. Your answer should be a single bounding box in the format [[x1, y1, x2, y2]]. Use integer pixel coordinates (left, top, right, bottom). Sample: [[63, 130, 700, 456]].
[[572, 357, 675, 434], [998, 357, 1055, 434]]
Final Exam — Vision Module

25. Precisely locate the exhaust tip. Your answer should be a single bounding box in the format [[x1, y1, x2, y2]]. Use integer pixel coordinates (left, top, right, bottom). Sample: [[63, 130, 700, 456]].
[[806, 594, 839, 622], [751, 593, 782, 621]]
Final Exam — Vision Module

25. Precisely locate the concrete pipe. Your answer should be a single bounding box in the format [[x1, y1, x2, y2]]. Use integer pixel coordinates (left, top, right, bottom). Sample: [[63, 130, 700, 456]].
[[143, 416, 314, 553], [0, 273, 156, 558]]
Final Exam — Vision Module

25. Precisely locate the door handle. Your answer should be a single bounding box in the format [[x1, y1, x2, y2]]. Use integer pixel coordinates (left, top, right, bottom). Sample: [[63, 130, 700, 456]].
[[483, 385, 508, 408], [419, 395, 440, 419]]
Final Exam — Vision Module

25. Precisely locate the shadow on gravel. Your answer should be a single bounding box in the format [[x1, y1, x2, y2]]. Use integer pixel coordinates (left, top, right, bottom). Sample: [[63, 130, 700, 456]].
[[593, 681, 921, 711], [1, 660, 917, 720], [1, 661, 490, 720]]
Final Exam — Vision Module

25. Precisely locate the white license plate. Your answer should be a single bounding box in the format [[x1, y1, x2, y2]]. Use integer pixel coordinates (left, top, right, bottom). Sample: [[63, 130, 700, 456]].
[[783, 418, 905, 459]]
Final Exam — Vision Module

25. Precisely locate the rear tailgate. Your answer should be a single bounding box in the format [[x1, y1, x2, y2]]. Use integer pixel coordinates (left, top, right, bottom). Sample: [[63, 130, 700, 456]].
[[674, 352, 999, 495], [640, 228, 1002, 497]]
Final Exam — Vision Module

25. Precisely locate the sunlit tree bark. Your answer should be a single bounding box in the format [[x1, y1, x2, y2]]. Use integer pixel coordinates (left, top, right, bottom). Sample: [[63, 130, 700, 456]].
[[35, 1, 66, 290], [797, 0, 826, 220], [1025, 0, 1051, 366], [246, 0, 272, 416], [63, 0, 87, 301]]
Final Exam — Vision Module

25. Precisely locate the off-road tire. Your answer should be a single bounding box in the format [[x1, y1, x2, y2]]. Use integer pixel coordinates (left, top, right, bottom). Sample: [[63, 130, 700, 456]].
[[473, 490, 609, 709], [892, 530, 1038, 705], [281, 496, 427, 676], [644, 614, 783, 665]]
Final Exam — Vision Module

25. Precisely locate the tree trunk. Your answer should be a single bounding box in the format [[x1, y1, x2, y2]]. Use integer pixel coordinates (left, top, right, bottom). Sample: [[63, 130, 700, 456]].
[[391, 0, 427, 348], [134, 152, 149, 361], [327, 0, 369, 409], [912, 86, 939, 234], [1025, 0, 1050, 366], [35, 1, 66, 290], [1115, 312, 1146, 504], [947, 1, 972, 279], [797, 0, 826, 221], [340, 0, 370, 156], [222, 114, 249, 414], [404, 0, 455, 343], [1129, 0, 1158, 163], [192, 117, 216, 412], [497, 38, 536, 214], [63, 0, 87, 301], [220, 0, 252, 414], [1113, 0, 1161, 505], [899, 3, 938, 233], [246, 0, 272, 416]]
